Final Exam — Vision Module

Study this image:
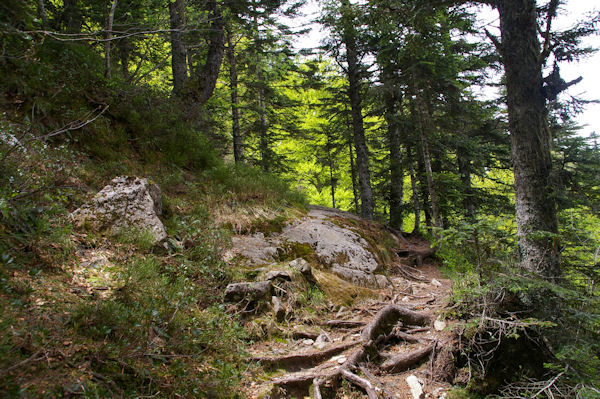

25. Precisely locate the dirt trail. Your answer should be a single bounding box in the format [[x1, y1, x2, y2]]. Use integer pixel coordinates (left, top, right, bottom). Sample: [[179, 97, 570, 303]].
[[242, 234, 456, 399]]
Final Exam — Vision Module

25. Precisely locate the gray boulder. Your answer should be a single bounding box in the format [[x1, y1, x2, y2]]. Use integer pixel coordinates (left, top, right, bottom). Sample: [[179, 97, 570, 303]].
[[70, 176, 167, 243], [282, 208, 384, 287]]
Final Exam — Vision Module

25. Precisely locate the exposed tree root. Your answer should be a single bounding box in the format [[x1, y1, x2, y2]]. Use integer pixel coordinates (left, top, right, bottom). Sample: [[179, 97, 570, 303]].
[[340, 369, 379, 399], [253, 341, 358, 371], [362, 304, 431, 343], [381, 343, 435, 373], [325, 319, 366, 328]]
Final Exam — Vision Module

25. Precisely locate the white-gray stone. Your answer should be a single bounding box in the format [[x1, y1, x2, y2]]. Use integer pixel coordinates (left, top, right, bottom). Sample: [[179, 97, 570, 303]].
[[282, 207, 386, 287], [434, 318, 447, 332], [70, 176, 166, 243], [406, 375, 424, 399]]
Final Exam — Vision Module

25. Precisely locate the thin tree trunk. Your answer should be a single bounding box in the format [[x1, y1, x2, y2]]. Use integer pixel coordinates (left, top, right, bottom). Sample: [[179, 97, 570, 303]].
[[497, 0, 560, 278], [226, 30, 243, 163], [349, 140, 360, 215], [407, 147, 420, 234], [252, 1, 269, 172], [341, 0, 373, 220], [457, 151, 475, 221], [194, 0, 225, 106], [257, 76, 269, 172], [169, 0, 188, 96], [326, 133, 337, 208], [104, 0, 118, 79], [416, 150, 432, 228], [37, 0, 48, 30]]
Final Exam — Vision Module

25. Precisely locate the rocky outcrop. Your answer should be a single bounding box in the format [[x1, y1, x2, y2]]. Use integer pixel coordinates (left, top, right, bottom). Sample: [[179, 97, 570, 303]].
[[226, 206, 392, 288], [70, 176, 167, 243]]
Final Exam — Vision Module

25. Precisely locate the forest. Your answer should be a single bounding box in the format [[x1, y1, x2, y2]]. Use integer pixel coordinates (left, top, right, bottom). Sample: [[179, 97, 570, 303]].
[[1, 0, 599, 398]]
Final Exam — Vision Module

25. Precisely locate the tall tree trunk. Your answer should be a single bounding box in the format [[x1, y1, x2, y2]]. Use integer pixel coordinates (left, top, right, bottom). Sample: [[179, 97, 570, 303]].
[[341, 0, 374, 220], [257, 75, 269, 171], [383, 77, 404, 230], [194, 0, 225, 106], [412, 77, 443, 230], [104, 0, 118, 79], [416, 152, 432, 228], [169, 0, 189, 96], [349, 139, 360, 215], [497, 0, 560, 278], [226, 30, 243, 163], [407, 147, 420, 234], [252, 1, 269, 172]]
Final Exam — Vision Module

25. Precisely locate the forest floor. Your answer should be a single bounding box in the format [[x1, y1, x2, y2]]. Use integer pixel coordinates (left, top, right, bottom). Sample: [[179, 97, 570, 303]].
[[241, 234, 458, 399]]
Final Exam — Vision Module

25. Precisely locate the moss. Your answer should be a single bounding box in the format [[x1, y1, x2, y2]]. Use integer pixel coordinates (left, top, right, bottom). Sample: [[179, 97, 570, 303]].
[[280, 241, 319, 264], [312, 269, 376, 306]]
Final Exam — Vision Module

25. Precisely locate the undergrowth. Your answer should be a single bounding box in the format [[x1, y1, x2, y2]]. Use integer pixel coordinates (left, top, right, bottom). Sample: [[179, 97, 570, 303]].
[[437, 218, 600, 398], [0, 44, 306, 395]]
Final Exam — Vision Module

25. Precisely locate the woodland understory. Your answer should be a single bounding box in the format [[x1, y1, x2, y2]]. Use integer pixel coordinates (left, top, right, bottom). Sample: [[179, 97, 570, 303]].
[[1, 0, 599, 398]]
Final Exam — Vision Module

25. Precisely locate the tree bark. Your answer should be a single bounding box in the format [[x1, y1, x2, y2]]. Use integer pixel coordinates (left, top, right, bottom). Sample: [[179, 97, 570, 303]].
[[381, 65, 404, 229], [497, 0, 560, 278], [226, 30, 243, 163], [168, 0, 189, 96], [193, 0, 225, 106], [341, 0, 374, 220], [384, 79, 404, 231]]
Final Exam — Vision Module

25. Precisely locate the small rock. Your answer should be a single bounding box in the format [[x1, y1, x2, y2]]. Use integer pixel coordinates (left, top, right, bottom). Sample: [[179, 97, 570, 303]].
[[303, 339, 315, 346], [314, 333, 331, 349], [272, 296, 286, 322], [265, 270, 292, 282], [406, 375, 424, 399], [434, 318, 447, 331], [329, 355, 346, 364], [431, 278, 442, 287], [224, 281, 271, 303]]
